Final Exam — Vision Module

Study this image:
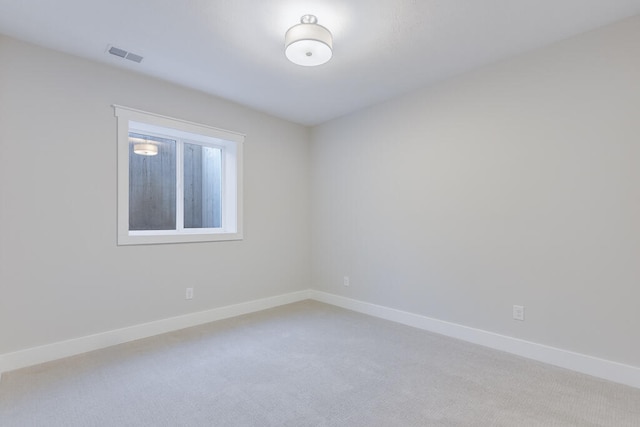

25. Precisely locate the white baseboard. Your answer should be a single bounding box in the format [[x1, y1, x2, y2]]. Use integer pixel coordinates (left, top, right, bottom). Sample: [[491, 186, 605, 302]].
[[3, 288, 639, 390], [309, 290, 640, 389], [0, 290, 312, 378]]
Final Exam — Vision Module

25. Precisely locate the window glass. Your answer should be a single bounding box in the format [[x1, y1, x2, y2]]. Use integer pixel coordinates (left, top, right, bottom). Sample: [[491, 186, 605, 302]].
[[128, 133, 176, 231], [184, 143, 222, 229]]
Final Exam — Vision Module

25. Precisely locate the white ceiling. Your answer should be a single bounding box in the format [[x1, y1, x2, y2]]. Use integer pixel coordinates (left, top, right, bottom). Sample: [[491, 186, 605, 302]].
[[1, 1, 639, 125]]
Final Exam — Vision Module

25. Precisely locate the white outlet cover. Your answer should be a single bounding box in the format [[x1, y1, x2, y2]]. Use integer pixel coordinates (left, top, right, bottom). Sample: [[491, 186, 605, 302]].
[[513, 305, 524, 321]]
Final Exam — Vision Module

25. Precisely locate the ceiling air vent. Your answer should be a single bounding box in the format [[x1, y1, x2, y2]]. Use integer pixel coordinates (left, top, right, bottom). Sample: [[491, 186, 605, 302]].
[[107, 45, 143, 63], [125, 52, 143, 63]]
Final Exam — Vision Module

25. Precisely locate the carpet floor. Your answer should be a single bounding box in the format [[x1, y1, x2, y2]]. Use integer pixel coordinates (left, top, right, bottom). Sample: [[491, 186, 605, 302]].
[[1, 300, 639, 426]]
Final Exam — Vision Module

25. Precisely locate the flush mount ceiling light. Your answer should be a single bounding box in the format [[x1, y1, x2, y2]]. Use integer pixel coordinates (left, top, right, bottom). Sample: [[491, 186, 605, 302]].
[[130, 136, 158, 156], [285, 15, 333, 66]]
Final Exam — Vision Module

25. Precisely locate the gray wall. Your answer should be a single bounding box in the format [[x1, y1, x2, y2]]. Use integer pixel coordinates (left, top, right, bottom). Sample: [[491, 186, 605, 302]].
[[311, 16, 640, 367], [0, 35, 311, 354]]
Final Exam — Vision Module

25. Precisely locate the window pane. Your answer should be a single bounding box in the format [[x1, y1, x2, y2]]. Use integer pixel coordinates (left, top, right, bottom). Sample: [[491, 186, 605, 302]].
[[184, 143, 222, 228], [129, 133, 176, 230]]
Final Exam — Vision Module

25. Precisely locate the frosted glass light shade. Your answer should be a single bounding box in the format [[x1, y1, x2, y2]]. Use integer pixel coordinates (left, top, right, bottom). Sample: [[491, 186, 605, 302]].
[[285, 15, 332, 66], [133, 143, 158, 156], [130, 136, 159, 156]]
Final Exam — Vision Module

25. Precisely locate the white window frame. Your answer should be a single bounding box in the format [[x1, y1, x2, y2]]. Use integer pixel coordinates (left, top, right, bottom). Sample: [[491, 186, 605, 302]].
[[114, 105, 244, 245]]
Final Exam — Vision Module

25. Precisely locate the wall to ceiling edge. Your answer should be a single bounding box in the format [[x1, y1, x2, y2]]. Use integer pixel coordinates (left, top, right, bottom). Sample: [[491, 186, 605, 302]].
[[311, 15, 640, 369], [0, 34, 311, 356]]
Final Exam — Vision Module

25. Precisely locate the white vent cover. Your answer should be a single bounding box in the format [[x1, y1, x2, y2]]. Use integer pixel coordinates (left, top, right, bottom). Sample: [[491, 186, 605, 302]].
[[107, 45, 143, 63]]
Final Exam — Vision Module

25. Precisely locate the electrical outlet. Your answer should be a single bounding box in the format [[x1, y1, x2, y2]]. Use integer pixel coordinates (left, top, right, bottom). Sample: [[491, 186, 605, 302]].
[[343, 276, 350, 287], [513, 305, 524, 321], [186, 287, 194, 300]]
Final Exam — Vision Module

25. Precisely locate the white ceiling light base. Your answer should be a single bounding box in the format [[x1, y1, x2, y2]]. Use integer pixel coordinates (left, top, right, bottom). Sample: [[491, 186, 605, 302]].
[[285, 15, 333, 67]]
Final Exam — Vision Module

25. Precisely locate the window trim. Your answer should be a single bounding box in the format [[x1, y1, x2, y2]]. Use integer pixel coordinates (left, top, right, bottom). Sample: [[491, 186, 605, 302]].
[[114, 105, 244, 245]]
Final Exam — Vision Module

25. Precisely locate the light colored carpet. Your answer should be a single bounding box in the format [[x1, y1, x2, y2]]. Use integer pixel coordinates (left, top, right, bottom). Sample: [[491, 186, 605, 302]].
[[1, 300, 638, 426]]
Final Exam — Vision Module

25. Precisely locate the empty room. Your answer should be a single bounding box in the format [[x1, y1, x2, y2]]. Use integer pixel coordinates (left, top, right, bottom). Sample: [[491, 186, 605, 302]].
[[1, 1, 639, 425]]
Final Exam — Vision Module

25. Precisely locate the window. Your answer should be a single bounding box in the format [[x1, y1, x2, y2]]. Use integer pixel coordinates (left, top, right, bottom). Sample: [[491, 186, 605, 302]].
[[114, 106, 243, 245]]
